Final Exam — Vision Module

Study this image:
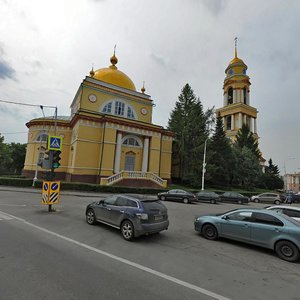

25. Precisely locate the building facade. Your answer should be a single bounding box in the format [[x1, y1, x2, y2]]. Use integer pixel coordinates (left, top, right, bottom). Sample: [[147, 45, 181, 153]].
[[23, 53, 173, 187], [284, 173, 300, 192]]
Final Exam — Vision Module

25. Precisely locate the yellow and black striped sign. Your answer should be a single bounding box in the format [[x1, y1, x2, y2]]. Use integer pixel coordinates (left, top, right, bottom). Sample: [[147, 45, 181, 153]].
[[42, 181, 60, 205]]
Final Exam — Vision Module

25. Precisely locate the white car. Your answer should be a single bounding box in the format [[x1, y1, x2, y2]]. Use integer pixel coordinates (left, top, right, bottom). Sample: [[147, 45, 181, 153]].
[[251, 193, 281, 204], [266, 205, 300, 222]]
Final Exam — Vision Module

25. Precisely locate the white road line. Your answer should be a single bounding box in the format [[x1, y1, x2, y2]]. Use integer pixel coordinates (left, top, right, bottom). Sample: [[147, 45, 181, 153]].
[[0, 204, 26, 207], [0, 212, 13, 220], [0, 210, 231, 300]]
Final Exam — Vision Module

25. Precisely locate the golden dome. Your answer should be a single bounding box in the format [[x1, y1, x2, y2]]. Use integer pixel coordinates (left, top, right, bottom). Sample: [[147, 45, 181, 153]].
[[229, 56, 245, 65], [91, 54, 136, 91]]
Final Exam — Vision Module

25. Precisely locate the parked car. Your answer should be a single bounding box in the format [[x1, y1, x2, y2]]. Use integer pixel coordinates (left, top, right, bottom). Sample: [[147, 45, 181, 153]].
[[196, 191, 221, 204], [157, 189, 197, 204], [280, 192, 300, 204], [219, 192, 249, 204], [266, 205, 300, 222], [194, 208, 300, 262], [251, 193, 281, 205], [86, 194, 169, 241]]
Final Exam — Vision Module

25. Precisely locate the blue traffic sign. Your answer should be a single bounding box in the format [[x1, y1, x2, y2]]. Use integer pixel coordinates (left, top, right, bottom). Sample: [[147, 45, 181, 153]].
[[51, 182, 59, 191], [48, 136, 63, 151], [43, 183, 49, 191]]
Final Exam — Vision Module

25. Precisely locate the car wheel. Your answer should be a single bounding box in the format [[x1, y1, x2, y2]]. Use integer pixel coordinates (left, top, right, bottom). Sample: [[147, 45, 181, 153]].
[[274, 200, 280, 205], [161, 195, 166, 201], [210, 199, 216, 204], [183, 198, 189, 204], [202, 224, 218, 240], [86, 208, 96, 225], [254, 198, 259, 203], [238, 200, 242, 204], [275, 240, 300, 262], [121, 220, 135, 241]]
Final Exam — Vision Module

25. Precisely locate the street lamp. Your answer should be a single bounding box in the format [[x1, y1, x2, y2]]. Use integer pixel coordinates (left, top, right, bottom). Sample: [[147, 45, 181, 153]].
[[201, 138, 208, 191]]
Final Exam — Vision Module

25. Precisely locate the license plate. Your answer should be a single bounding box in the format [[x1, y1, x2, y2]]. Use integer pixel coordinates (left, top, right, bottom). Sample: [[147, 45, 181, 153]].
[[155, 215, 163, 221]]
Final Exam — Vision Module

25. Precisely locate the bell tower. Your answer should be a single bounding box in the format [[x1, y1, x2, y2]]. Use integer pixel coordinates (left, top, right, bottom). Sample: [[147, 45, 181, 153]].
[[216, 38, 259, 141]]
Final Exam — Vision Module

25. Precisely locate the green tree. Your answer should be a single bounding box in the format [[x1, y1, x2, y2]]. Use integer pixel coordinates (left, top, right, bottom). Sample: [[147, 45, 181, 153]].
[[259, 158, 283, 189], [8, 143, 27, 174], [0, 134, 10, 174], [231, 145, 262, 188], [168, 84, 213, 185], [206, 116, 234, 186], [235, 124, 260, 158]]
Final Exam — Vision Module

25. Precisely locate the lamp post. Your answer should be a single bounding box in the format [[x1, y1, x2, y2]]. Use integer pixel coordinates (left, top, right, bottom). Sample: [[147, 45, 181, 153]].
[[201, 138, 208, 191]]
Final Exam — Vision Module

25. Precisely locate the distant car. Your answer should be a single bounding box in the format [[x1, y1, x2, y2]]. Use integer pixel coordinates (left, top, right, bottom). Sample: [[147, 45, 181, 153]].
[[86, 194, 169, 241], [194, 208, 300, 262], [251, 193, 281, 205], [157, 189, 197, 204], [266, 205, 300, 222], [219, 192, 249, 204], [196, 191, 221, 204], [280, 192, 300, 204]]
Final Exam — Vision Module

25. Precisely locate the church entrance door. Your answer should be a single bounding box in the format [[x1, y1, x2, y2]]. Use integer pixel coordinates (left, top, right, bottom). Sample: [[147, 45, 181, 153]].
[[125, 154, 135, 171]]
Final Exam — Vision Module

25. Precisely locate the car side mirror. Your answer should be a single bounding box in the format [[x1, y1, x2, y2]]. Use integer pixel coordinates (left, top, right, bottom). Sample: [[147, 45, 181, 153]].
[[222, 215, 229, 220], [98, 200, 104, 205]]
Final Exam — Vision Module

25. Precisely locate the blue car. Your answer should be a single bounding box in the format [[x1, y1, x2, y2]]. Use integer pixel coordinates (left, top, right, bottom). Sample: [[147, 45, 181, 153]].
[[194, 208, 300, 262]]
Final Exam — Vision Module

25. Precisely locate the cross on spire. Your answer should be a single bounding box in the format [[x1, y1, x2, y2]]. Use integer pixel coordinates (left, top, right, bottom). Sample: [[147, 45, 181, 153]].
[[234, 37, 238, 57]]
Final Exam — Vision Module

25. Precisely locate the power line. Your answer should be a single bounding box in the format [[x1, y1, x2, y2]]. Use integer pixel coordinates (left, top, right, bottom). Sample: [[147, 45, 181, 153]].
[[0, 132, 28, 134], [0, 99, 56, 109]]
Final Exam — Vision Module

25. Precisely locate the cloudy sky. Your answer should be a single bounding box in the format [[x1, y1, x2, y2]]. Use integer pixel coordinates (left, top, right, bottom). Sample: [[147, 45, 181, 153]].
[[0, 0, 299, 175]]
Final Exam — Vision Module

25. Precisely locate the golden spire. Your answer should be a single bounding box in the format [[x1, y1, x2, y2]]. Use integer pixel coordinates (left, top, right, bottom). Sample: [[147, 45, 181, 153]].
[[89, 66, 95, 77], [141, 81, 146, 93], [234, 37, 238, 58], [110, 44, 118, 68]]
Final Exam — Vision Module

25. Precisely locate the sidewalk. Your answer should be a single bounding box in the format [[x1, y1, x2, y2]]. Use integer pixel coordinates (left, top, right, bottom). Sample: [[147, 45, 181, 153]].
[[0, 185, 108, 198], [0, 185, 157, 199]]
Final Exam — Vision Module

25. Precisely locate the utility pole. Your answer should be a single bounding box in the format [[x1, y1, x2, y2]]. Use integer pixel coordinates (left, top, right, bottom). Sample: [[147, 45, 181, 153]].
[[201, 138, 208, 191]]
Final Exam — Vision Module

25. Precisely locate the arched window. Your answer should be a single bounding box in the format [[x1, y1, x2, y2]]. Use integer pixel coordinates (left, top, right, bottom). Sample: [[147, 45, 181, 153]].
[[101, 100, 136, 120], [35, 132, 48, 142], [228, 87, 233, 105], [243, 87, 247, 104], [122, 135, 142, 148]]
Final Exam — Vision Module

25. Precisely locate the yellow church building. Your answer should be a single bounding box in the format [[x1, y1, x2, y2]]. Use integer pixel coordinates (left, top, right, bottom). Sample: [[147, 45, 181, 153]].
[[23, 53, 173, 188], [216, 43, 259, 141]]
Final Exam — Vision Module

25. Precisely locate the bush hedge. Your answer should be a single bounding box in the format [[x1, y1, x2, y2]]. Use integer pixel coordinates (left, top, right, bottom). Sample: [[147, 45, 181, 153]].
[[0, 177, 166, 195]]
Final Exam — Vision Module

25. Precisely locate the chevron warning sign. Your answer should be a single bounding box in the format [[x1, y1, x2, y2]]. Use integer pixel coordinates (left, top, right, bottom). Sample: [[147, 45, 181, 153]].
[[42, 181, 60, 205]]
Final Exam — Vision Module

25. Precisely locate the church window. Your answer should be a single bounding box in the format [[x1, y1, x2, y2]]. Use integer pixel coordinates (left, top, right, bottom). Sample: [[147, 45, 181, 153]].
[[123, 137, 140, 147], [243, 69, 246, 75], [127, 106, 135, 119], [226, 116, 231, 130], [35, 132, 48, 142], [101, 100, 137, 120], [243, 87, 247, 104], [228, 69, 234, 75], [115, 101, 125, 116], [103, 102, 112, 113], [228, 87, 233, 105]]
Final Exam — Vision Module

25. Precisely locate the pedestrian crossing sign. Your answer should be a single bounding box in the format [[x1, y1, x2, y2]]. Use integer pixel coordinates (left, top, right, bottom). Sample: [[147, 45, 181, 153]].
[[48, 135, 63, 151]]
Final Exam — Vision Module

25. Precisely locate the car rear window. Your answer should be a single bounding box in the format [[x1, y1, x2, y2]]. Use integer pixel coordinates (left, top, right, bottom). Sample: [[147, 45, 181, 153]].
[[142, 200, 166, 211]]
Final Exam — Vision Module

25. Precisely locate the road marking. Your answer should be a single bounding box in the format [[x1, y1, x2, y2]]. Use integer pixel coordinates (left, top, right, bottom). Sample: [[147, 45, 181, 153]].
[[0, 211, 13, 220], [0, 210, 231, 300], [0, 204, 26, 207]]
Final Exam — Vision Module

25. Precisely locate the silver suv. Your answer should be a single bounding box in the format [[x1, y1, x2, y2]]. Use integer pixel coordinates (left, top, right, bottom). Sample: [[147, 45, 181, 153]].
[[86, 195, 169, 241], [251, 193, 281, 205]]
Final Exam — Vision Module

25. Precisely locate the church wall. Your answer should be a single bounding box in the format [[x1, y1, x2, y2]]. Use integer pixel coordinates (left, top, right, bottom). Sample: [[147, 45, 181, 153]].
[[159, 136, 172, 179], [148, 136, 161, 175], [99, 127, 117, 177]]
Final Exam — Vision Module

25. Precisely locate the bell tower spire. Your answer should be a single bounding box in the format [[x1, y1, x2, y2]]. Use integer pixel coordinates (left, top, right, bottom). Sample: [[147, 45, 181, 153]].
[[216, 40, 259, 142]]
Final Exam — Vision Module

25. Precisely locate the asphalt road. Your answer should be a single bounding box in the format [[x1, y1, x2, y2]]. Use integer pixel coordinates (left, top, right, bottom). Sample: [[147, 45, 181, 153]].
[[0, 187, 300, 300]]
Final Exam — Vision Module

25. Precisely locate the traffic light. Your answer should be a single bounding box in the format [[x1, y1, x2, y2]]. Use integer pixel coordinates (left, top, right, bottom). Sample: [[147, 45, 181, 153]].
[[40, 150, 53, 169], [52, 150, 61, 169]]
